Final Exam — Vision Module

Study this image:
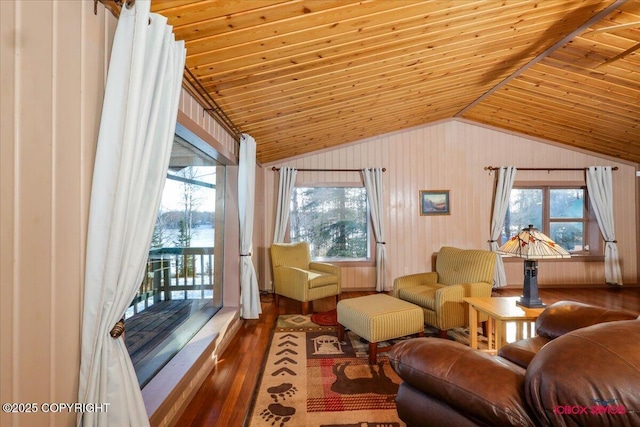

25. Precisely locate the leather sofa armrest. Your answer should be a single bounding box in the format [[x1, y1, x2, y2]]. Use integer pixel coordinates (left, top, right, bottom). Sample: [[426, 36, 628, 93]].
[[498, 336, 551, 369], [393, 272, 438, 297], [526, 319, 640, 426], [390, 338, 534, 427], [535, 300, 638, 340], [498, 301, 637, 369]]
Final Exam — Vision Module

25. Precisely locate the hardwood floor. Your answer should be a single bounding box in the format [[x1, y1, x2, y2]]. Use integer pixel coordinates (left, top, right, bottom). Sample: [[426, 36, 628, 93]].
[[174, 287, 640, 427]]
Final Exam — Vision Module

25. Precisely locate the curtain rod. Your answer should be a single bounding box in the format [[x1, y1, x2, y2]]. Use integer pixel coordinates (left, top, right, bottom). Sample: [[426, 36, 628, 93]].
[[94, 0, 243, 146], [271, 167, 386, 172], [484, 166, 618, 172], [183, 68, 242, 143], [95, 0, 134, 18]]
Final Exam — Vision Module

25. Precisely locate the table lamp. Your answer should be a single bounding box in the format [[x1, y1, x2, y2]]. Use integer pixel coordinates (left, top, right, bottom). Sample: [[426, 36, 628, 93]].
[[497, 224, 571, 308]]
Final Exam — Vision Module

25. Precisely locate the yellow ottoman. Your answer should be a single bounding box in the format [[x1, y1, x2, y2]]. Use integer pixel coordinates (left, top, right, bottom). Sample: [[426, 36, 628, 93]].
[[337, 294, 424, 364]]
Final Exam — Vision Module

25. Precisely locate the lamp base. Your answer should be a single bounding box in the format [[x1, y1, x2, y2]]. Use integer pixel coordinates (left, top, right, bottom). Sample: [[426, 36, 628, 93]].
[[516, 297, 546, 309], [518, 259, 546, 308]]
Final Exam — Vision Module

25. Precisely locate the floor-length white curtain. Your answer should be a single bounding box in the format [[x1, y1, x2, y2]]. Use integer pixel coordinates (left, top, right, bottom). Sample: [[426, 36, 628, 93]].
[[273, 167, 298, 243], [362, 168, 387, 291], [489, 166, 517, 288], [586, 166, 623, 285], [77, 2, 185, 426], [239, 134, 262, 318]]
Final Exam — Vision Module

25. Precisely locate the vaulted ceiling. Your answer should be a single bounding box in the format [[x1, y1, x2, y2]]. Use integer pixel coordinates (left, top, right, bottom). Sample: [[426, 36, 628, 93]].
[[146, 0, 640, 165]]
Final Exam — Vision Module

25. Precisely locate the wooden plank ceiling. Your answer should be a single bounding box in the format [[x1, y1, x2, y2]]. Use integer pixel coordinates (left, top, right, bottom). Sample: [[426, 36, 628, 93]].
[[149, 0, 640, 165]]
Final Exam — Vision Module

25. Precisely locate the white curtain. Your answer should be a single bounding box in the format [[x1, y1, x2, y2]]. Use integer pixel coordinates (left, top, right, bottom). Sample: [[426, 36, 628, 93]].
[[362, 168, 387, 291], [489, 166, 517, 288], [77, 2, 185, 426], [273, 167, 298, 243], [586, 166, 623, 285], [239, 134, 262, 318]]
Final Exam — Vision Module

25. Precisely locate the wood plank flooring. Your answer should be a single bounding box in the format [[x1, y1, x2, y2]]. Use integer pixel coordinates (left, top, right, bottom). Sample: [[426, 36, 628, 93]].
[[174, 287, 640, 427]]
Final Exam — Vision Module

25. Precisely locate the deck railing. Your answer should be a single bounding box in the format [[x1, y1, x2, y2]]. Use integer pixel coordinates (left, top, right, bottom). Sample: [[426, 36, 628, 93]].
[[128, 247, 215, 317]]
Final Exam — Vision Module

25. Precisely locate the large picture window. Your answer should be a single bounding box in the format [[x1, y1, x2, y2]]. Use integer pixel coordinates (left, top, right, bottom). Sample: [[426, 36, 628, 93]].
[[124, 133, 225, 387], [289, 186, 370, 261], [502, 185, 595, 254]]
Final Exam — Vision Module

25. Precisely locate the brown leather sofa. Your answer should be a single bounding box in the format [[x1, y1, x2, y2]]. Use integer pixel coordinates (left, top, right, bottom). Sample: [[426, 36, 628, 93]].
[[389, 301, 640, 427]]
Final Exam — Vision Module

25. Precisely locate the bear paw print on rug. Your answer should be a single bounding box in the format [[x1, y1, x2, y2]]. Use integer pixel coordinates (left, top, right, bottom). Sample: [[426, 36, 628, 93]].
[[259, 403, 295, 427], [267, 383, 298, 402]]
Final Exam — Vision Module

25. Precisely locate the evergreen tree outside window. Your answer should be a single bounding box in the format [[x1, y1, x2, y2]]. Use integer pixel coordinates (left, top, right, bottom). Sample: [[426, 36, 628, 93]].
[[502, 186, 591, 254], [289, 186, 370, 261]]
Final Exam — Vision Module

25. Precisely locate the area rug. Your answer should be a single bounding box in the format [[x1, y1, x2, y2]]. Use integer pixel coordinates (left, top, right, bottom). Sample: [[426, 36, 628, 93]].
[[246, 315, 488, 427], [310, 309, 337, 326], [246, 314, 406, 427]]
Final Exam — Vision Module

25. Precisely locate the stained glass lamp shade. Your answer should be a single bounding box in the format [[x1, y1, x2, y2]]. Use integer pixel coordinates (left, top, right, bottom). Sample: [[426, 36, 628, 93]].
[[497, 225, 570, 308]]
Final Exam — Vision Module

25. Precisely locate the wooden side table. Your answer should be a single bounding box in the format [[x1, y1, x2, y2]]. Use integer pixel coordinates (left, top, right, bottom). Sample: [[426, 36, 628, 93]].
[[464, 297, 545, 353]]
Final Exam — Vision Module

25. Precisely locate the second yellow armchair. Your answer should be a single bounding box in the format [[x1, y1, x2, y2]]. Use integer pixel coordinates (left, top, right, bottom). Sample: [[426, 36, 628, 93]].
[[393, 246, 496, 337]]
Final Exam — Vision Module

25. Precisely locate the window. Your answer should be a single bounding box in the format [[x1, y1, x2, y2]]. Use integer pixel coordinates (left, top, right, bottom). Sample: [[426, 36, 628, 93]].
[[501, 185, 596, 255], [125, 133, 225, 387], [289, 186, 370, 261]]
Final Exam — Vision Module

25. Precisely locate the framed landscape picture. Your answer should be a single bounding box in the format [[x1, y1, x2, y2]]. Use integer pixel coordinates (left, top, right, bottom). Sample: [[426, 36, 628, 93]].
[[420, 190, 450, 215]]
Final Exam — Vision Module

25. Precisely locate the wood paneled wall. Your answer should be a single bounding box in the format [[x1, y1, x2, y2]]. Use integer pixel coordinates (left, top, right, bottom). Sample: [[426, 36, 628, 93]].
[[0, 3, 242, 427], [0, 2, 115, 426], [256, 120, 638, 291]]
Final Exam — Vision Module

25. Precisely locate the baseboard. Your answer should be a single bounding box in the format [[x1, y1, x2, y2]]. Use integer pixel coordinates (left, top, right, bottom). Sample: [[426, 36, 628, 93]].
[[264, 284, 640, 293], [262, 287, 384, 294], [498, 283, 639, 289], [340, 287, 378, 292]]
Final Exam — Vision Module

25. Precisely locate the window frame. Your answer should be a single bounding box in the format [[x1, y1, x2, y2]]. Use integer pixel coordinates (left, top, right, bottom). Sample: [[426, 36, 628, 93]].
[[287, 183, 375, 267], [502, 181, 602, 259], [125, 132, 226, 388]]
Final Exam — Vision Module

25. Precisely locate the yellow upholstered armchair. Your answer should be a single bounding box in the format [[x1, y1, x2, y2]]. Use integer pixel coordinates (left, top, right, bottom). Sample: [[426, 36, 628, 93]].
[[270, 242, 341, 314], [393, 246, 496, 337]]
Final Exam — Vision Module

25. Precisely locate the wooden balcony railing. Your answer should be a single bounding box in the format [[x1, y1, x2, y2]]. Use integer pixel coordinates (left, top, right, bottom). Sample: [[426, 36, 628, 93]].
[[128, 247, 216, 317]]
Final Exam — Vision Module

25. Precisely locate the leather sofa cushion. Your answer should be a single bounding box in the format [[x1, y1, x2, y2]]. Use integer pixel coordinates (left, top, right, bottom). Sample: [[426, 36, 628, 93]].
[[498, 301, 637, 370], [526, 319, 640, 426], [395, 383, 488, 427], [390, 338, 535, 427], [535, 300, 637, 340]]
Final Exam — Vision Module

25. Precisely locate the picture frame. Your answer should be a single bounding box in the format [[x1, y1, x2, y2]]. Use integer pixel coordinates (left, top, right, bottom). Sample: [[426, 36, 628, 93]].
[[420, 190, 450, 215]]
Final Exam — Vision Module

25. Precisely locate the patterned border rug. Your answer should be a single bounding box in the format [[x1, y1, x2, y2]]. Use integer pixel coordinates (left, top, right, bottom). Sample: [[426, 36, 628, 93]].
[[246, 315, 487, 427]]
